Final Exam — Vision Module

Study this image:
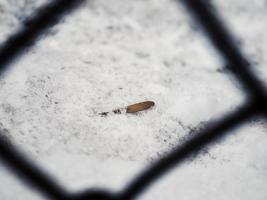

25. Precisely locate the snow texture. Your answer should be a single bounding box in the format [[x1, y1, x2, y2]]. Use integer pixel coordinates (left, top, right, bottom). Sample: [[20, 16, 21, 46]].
[[0, 0, 266, 199]]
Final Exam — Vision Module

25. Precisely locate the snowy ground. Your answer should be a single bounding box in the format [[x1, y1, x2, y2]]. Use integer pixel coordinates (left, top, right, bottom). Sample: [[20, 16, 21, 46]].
[[0, 0, 266, 199]]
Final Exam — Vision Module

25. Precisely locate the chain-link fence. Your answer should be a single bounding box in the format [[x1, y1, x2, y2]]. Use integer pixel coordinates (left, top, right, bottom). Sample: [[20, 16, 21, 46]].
[[0, 0, 266, 199]]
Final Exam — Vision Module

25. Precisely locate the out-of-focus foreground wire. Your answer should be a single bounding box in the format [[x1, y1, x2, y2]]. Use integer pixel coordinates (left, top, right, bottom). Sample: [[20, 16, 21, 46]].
[[117, 1, 267, 199], [0, 0, 84, 74], [0, 0, 85, 199], [0, 0, 266, 200]]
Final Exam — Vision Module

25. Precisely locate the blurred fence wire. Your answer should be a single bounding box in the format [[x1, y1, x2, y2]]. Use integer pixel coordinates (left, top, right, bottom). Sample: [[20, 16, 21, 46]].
[[0, 0, 266, 199]]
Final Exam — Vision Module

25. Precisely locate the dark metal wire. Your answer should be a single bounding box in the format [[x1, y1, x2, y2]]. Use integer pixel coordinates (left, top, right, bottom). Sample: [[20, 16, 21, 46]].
[[118, 103, 262, 200], [0, 0, 266, 200], [0, 0, 84, 74], [0, 0, 85, 199], [117, 1, 267, 199], [0, 136, 69, 200], [180, 0, 267, 104]]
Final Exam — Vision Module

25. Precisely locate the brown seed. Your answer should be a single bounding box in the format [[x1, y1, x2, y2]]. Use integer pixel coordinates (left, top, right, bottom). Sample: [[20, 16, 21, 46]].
[[126, 101, 155, 113]]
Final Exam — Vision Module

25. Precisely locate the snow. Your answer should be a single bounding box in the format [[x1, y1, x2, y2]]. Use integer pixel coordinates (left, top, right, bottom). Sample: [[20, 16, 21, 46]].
[[0, 0, 266, 199]]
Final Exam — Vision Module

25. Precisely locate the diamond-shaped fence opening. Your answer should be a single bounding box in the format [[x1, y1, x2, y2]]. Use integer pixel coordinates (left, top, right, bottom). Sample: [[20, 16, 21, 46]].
[[0, 0, 266, 200]]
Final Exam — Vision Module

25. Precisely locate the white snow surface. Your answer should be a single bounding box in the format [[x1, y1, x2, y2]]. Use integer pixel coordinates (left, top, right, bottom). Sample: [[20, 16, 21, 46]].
[[0, 0, 266, 199]]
